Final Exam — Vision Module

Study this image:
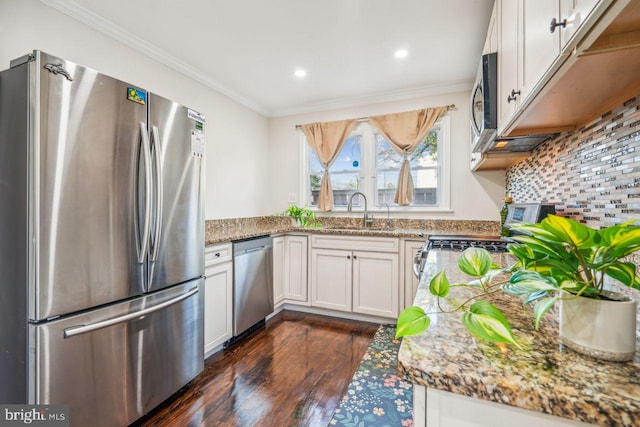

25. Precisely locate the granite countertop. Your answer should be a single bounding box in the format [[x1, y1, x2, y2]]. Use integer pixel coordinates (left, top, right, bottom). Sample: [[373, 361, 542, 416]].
[[205, 225, 429, 244], [205, 226, 506, 245], [398, 250, 640, 426], [205, 216, 502, 245], [205, 226, 291, 245]]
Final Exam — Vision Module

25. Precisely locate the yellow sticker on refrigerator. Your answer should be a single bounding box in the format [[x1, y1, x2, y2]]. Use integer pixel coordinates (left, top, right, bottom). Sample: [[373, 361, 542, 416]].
[[127, 87, 146, 105], [191, 130, 205, 158]]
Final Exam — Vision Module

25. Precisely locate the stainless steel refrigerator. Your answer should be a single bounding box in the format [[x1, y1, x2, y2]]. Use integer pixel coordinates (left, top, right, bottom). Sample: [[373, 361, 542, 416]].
[[0, 51, 205, 426]]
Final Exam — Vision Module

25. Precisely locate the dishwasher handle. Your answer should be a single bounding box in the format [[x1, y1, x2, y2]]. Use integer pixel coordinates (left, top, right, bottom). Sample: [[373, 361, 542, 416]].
[[243, 246, 266, 254]]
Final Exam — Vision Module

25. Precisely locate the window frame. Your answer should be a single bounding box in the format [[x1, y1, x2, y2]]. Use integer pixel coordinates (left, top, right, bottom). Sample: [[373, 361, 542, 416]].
[[300, 115, 451, 213]]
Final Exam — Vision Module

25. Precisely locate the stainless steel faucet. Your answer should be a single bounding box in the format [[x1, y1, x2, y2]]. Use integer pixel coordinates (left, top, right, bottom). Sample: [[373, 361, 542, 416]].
[[347, 191, 374, 227]]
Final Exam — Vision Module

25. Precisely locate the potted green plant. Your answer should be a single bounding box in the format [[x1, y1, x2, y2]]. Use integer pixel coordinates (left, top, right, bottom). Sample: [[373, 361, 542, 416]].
[[396, 215, 640, 361], [283, 204, 322, 228]]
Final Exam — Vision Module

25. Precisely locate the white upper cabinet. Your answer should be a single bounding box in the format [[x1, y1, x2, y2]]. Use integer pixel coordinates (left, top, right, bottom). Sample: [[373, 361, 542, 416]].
[[519, 0, 562, 102], [499, 0, 564, 131], [483, 2, 499, 54], [498, 0, 520, 129], [560, 0, 602, 48], [496, 0, 622, 135]]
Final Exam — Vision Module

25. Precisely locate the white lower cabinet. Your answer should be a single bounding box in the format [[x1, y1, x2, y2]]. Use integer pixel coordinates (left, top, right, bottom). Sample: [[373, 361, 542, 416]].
[[353, 251, 399, 318], [415, 386, 594, 427], [204, 244, 233, 355], [273, 236, 285, 304], [284, 235, 308, 301], [310, 248, 352, 312], [310, 242, 400, 319], [273, 235, 309, 305]]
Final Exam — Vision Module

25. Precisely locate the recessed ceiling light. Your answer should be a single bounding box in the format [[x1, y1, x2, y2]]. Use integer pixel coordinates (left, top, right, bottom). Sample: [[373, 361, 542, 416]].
[[294, 69, 307, 78], [394, 49, 408, 59]]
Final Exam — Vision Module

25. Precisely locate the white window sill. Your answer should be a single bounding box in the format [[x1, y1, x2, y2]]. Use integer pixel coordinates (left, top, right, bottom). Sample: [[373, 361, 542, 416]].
[[308, 208, 454, 215]]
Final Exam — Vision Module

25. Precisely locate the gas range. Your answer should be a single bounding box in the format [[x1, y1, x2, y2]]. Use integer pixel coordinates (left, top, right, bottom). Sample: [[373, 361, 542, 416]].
[[411, 202, 556, 279], [413, 234, 512, 279], [410, 203, 557, 279]]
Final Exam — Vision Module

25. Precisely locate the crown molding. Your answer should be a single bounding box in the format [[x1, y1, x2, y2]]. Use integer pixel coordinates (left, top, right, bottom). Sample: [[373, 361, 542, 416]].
[[39, 0, 270, 116], [269, 81, 473, 117]]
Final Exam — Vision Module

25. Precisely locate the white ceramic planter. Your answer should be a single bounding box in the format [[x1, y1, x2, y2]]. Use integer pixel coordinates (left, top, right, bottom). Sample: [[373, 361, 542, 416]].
[[559, 290, 637, 362]]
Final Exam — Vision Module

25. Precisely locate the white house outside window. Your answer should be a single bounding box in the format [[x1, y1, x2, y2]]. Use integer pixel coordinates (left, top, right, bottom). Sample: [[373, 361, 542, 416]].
[[303, 117, 450, 211]]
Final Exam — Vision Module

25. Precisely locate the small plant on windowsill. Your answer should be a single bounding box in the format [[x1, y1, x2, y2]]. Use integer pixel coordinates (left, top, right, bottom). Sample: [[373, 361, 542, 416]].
[[396, 215, 640, 361], [283, 204, 322, 228]]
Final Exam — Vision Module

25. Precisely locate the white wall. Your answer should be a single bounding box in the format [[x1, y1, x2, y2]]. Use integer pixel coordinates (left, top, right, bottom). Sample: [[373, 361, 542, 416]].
[[0, 0, 270, 219], [267, 91, 506, 220]]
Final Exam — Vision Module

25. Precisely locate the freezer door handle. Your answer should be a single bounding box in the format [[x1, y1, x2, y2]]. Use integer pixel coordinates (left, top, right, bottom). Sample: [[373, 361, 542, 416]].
[[150, 125, 163, 262], [138, 122, 152, 264], [63, 286, 199, 338]]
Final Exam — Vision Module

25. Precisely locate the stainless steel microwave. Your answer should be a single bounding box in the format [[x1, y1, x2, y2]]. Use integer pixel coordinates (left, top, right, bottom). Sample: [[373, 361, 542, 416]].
[[470, 52, 497, 152]]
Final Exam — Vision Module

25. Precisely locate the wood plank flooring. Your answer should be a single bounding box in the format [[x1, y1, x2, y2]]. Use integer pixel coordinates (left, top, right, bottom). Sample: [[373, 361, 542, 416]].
[[133, 310, 380, 427]]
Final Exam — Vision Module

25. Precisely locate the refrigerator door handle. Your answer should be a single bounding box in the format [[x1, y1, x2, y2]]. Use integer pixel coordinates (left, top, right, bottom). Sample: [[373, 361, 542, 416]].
[[63, 286, 199, 338], [138, 122, 152, 264], [150, 125, 163, 262]]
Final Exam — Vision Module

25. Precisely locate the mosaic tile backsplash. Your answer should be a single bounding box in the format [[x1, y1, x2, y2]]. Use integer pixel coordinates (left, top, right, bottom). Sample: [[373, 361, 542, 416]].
[[506, 94, 640, 266]]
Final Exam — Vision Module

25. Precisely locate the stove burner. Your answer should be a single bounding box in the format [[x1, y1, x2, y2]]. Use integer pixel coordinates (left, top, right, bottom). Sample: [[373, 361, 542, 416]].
[[427, 236, 511, 253]]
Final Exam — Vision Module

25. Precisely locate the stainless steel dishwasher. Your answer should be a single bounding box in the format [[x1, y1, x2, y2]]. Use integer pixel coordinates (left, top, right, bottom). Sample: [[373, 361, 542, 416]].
[[232, 236, 273, 337]]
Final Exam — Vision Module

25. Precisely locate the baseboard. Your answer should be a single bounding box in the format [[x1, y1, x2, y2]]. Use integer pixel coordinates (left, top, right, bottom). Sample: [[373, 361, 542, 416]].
[[282, 303, 397, 325]]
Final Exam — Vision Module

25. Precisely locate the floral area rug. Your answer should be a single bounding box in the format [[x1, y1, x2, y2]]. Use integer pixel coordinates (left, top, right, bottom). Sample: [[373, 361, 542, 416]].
[[330, 324, 413, 427]]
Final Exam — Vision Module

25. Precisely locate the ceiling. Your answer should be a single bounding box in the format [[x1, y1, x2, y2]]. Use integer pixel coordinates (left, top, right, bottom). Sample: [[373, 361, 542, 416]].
[[44, 0, 494, 116]]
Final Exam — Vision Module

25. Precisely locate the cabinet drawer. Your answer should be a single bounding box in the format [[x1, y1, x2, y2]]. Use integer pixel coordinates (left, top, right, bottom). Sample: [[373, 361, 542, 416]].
[[205, 243, 232, 266], [311, 235, 399, 253]]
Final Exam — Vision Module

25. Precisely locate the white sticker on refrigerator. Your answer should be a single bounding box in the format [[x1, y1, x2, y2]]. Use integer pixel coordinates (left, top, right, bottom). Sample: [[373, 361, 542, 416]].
[[191, 130, 205, 158], [187, 109, 206, 123]]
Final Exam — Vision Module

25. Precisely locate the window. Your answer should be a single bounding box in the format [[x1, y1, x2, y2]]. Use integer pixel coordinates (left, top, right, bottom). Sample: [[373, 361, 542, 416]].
[[303, 116, 450, 211], [308, 135, 362, 207], [375, 129, 440, 206]]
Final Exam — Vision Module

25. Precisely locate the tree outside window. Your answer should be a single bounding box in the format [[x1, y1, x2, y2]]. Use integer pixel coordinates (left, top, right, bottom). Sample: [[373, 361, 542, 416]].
[[376, 129, 440, 206]]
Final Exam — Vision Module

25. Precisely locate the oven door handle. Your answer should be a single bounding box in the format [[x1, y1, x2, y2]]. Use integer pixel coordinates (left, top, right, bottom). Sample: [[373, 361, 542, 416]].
[[413, 251, 422, 279]]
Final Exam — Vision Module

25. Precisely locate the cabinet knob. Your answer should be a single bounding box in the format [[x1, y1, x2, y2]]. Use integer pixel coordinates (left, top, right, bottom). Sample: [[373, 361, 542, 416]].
[[353, 255, 358, 260], [347, 255, 351, 259], [549, 17, 567, 33], [215, 252, 221, 257], [507, 89, 521, 103]]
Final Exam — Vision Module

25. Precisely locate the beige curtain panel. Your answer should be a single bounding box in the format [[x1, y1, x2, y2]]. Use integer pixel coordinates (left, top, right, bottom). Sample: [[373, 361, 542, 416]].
[[369, 106, 447, 205], [302, 119, 357, 211]]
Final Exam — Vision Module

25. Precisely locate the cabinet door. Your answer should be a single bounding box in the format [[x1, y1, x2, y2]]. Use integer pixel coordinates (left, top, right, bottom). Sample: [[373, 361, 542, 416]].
[[204, 262, 233, 355], [284, 235, 308, 302], [483, 2, 498, 54], [498, 0, 520, 130], [272, 236, 285, 305], [519, 0, 561, 102], [353, 251, 399, 318], [310, 248, 352, 312], [560, 0, 602, 48], [403, 240, 424, 310]]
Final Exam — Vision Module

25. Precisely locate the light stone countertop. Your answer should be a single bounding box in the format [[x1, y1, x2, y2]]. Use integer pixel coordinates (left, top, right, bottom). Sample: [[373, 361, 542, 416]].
[[204, 216, 501, 245], [397, 250, 640, 426]]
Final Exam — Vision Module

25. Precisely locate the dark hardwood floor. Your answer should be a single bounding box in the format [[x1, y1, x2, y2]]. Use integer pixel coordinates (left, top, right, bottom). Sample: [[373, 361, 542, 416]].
[[133, 310, 380, 427]]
